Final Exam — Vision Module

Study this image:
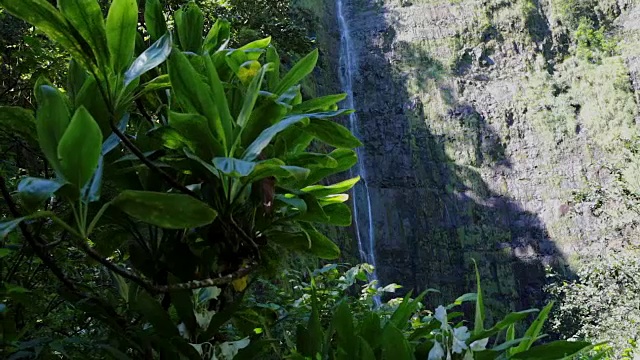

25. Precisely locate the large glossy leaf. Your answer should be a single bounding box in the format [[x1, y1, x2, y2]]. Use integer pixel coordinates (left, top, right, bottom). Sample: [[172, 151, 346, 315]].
[[0, 107, 37, 143], [0, 211, 54, 239], [102, 114, 130, 155], [266, 45, 280, 90], [169, 112, 219, 159], [473, 259, 486, 334], [381, 325, 412, 360], [175, 2, 204, 53], [512, 302, 554, 353], [303, 119, 363, 148], [144, 0, 167, 42], [82, 156, 103, 203], [248, 160, 309, 182], [274, 49, 318, 95], [242, 100, 288, 149], [17, 177, 65, 206], [470, 309, 539, 342], [301, 177, 360, 197], [204, 56, 233, 146], [301, 224, 340, 259], [75, 75, 111, 137], [67, 59, 88, 105], [124, 33, 172, 87], [322, 203, 352, 226], [35, 85, 71, 176], [112, 190, 217, 229], [333, 302, 355, 347], [286, 153, 338, 169], [242, 110, 351, 162], [236, 64, 268, 128], [57, 107, 103, 188], [302, 149, 357, 186], [0, 218, 26, 240], [511, 341, 594, 360], [0, 0, 93, 70], [293, 94, 347, 114], [106, 0, 138, 73], [296, 293, 324, 357], [59, 0, 109, 71], [169, 51, 224, 147], [212, 158, 256, 177], [203, 19, 230, 53]]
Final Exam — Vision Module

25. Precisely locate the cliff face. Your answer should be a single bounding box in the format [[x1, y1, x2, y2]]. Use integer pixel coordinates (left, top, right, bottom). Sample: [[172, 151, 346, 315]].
[[317, 0, 640, 319]]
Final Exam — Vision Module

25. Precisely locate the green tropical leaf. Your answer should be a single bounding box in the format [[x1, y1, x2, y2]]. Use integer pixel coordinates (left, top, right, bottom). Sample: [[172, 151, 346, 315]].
[[513, 302, 554, 353], [322, 203, 352, 226], [473, 259, 485, 334], [274, 49, 318, 95], [304, 149, 358, 185], [212, 158, 256, 177], [204, 55, 233, 146], [236, 64, 268, 128], [125, 33, 172, 86], [112, 190, 217, 229], [17, 177, 65, 206], [469, 309, 539, 342], [303, 119, 363, 148], [169, 51, 224, 147], [301, 177, 360, 197], [169, 112, 219, 159], [266, 45, 280, 90], [0, 211, 55, 239], [67, 59, 88, 105], [248, 160, 309, 182], [35, 85, 71, 176], [57, 106, 103, 188], [333, 302, 355, 346], [203, 19, 230, 53], [106, 0, 138, 73], [242, 100, 288, 149], [137, 75, 171, 98], [175, 2, 204, 53], [59, 0, 109, 71], [301, 224, 340, 259], [511, 341, 595, 360], [293, 94, 347, 114], [75, 76, 111, 136], [242, 110, 351, 162], [382, 324, 412, 360], [144, 0, 167, 42]]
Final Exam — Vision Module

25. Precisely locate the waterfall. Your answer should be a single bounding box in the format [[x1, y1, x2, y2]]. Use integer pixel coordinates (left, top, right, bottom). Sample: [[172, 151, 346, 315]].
[[336, 0, 381, 305]]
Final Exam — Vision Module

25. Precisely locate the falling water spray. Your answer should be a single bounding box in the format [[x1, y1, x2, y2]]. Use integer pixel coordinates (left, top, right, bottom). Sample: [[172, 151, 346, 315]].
[[336, 0, 381, 306]]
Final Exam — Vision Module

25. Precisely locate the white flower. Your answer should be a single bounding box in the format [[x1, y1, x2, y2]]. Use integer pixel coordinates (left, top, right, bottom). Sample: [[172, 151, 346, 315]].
[[469, 337, 489, 351], [434, 306, 449, 330], [428, 340, 446, 360], [452, 326, 470, 354]]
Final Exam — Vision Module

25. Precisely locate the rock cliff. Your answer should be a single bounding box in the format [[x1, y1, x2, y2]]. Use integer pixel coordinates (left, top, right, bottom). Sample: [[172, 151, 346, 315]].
[[301, 0, 640, 320]]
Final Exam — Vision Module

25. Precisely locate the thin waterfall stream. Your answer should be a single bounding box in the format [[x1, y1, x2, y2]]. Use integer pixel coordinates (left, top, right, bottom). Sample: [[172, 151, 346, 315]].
[[336, 0, 381, 305]]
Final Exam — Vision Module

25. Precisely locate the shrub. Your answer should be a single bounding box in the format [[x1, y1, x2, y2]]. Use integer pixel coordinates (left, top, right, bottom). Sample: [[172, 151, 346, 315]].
[[546, 251, 640, 358], [0, 0, 360, 357]]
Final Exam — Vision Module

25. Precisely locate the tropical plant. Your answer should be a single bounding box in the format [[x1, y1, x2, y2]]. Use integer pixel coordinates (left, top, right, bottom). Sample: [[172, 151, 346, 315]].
[[0, 0, 360, 357], [285, 262, 598, 359]]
